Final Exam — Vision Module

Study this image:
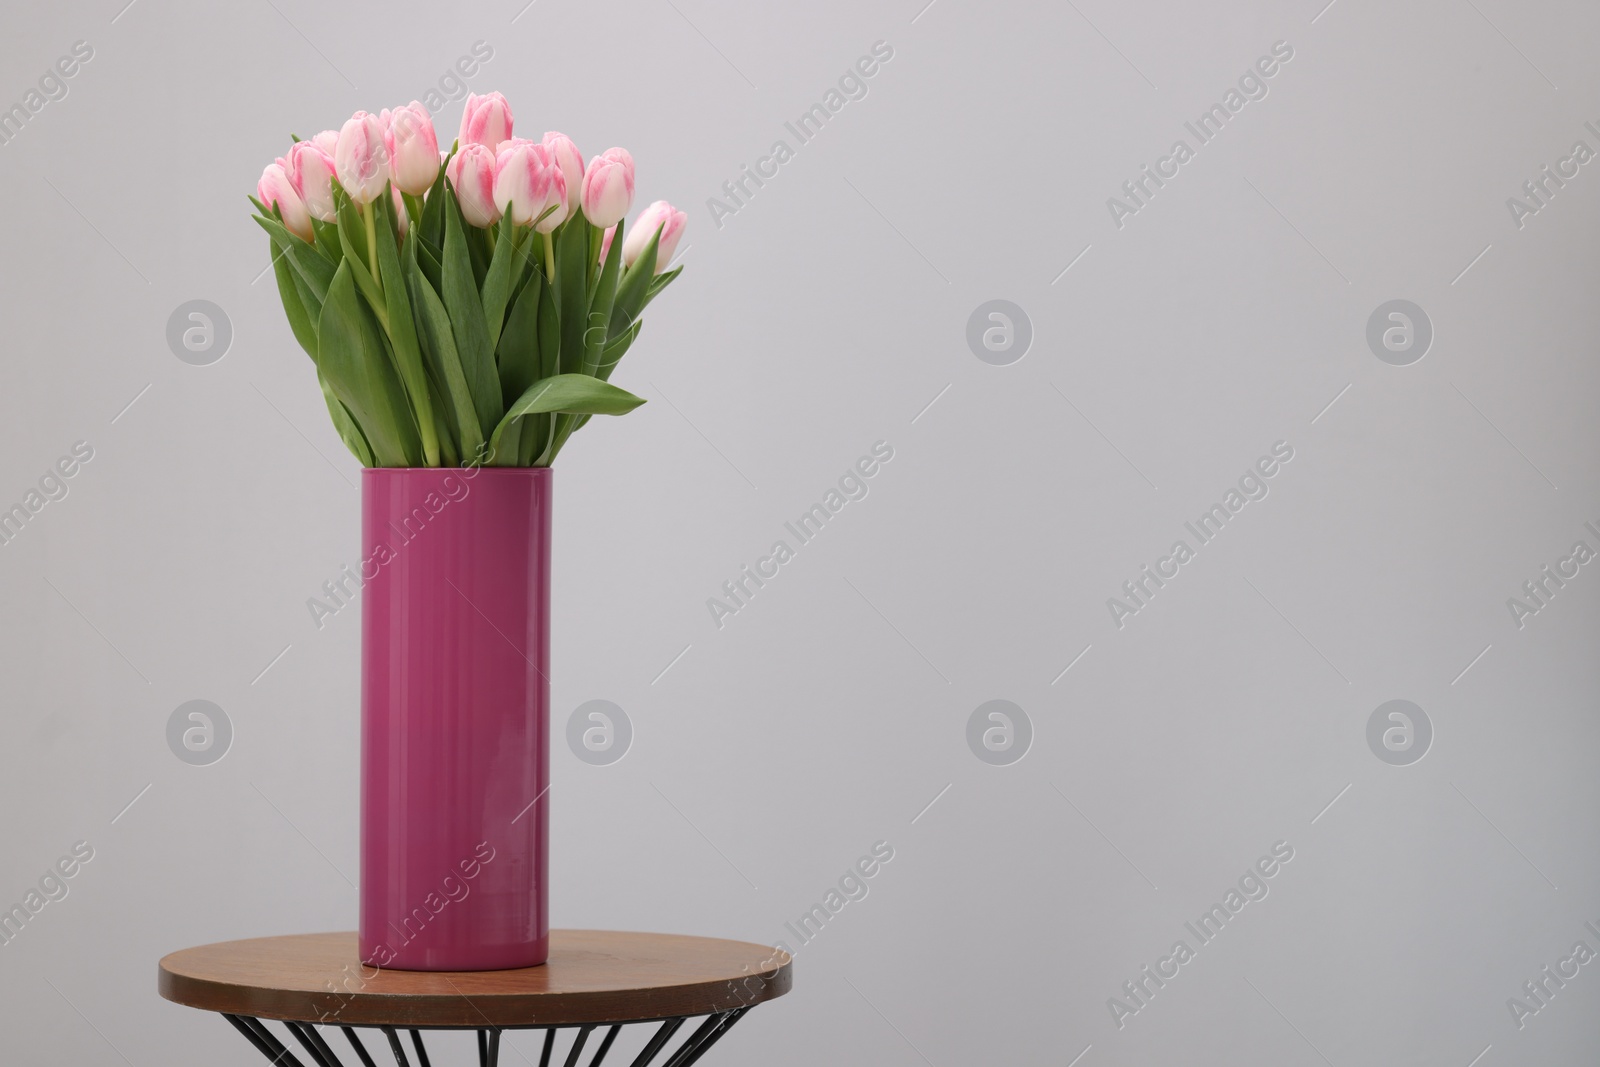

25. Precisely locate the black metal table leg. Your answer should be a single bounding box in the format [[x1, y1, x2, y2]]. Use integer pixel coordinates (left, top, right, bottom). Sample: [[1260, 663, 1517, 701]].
[[224, 1015, 284, 1064], [626, 1018, 685, 1067], [559, 1025, 593, 1067], [285, 1021, 343, 1067], [382, 1026, 411, 1067], [659, 1014, 727, 1067], [409, 1029, 434, 1067], [305, 1024, 352, 1067], [343, 1027, 380, 1067], [673, 1010, 747, 1067], [224, 1010, 751, 1066], [224, 1015, 311, 1067], [586, 1025, 622, 1067]]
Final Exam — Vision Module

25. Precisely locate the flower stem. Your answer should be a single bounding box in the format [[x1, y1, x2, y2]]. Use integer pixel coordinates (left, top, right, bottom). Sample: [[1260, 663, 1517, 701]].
[[543, 230, 555, 281]]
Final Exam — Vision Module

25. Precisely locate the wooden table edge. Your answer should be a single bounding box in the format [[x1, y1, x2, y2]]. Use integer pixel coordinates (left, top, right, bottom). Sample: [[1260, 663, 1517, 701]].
[[157, 931, 793, 1028]]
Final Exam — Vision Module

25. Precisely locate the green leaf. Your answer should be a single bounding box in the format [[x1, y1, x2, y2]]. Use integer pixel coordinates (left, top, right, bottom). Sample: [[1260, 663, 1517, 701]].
[[271, 236, 318, 360], [582, 216, 624, 379], [330, 184, 390, 327], [441, 182, 503, 438], [404, 235, 462, 462], [408, 235, 486, 461], [596, 319, 641, 381], [572, 319, 643, 433], [335, 201, 388, 330], [609, 223, 662, 336], [556, 215, 592, 375], [332, 184, 366, 262], [546, 216, 594, 454], [401, 191, 425, 233], [422, 358, 461, 463], [420, 154, 451, 251], [587, 222, 603, 290], [466, 223, 491, 288], [486, 373, 645, 465], [310, 219, 341, 265], [495, 373, 645, 419], [372, 185, 440, 466], [317, 261, 422, 467], [481, 211, 522, 354], [523, 274, 561, 464], [497, 269, 542, 404], [537, 269, 560, 382], [645, 265, 683, 304], [518, 413, 548, 466], [253, 214, 335, 304], [429, 386, 461, 467], [415, 236, 443, 294], [319, 373, 375, 466], [286, 256, 326, 337]]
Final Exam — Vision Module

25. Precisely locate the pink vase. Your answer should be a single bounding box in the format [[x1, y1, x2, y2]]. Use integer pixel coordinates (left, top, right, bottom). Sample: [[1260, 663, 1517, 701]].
[[359, 467, 551, 971]]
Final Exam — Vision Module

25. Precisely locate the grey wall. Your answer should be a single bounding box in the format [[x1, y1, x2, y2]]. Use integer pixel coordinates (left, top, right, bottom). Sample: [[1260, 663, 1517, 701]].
[[2, 0, 1598, 1063]]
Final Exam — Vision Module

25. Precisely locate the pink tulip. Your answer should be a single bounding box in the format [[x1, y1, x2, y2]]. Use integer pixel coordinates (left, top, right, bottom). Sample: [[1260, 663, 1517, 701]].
[[541, 132, 583, 224], [599, 223, 617, 263], [446, 142, 501, 228], [580, 148, 634, 229], [311, 129, 338, 156], [622, 200, 686, 272], [335, 111, 390, 205], [383, 102, 439, 196], [284, 140, 337, 222], [459, 92, 513, 152], [259, 161, 313, 241], [494, 139, 566, 232]]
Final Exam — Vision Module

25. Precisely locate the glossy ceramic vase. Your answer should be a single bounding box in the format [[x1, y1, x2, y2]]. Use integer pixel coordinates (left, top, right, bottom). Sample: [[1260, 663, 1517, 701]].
[[359, 467, 551, 971]]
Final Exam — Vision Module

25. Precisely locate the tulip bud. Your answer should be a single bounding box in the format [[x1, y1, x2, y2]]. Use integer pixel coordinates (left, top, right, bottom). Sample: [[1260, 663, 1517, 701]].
[[459, 92, 513, 152], [259, 161, 313, 241], [446, 143, 501, 228], [541, 132, 583, 224], [335, 111, 390, 206], [599, 223, 617, 264], [383, 102, 440, 196], [311, 129, 338, 156], [284, 140, 337, 222], [623, 200, 686, 272], [580, 148, 634, 229], [494, 139, 566, 232]]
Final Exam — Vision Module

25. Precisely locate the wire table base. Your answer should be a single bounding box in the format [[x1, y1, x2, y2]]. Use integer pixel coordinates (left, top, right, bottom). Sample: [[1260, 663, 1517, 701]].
[[221, 1009, 749, 1067]]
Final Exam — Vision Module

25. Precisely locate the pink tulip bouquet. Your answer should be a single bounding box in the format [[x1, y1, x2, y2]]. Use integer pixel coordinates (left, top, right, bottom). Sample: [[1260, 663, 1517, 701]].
[[252, 92, 687, 467]]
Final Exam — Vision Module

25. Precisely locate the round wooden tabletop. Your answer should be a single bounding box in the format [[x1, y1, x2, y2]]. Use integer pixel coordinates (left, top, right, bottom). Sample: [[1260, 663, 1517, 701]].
[[159, 931, 791, 1028]]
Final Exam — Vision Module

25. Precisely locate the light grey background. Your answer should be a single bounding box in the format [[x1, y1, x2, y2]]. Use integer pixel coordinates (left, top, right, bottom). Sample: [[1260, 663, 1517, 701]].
[[2, 0, 1597, 1063]]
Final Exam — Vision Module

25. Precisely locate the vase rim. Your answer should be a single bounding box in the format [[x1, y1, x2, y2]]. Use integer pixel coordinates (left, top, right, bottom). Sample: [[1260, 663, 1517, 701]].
[[362, 466, 553, 475]]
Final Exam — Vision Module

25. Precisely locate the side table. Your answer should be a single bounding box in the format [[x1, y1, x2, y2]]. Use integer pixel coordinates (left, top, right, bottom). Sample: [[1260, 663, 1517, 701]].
[[158, 930, 791, 1066]]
